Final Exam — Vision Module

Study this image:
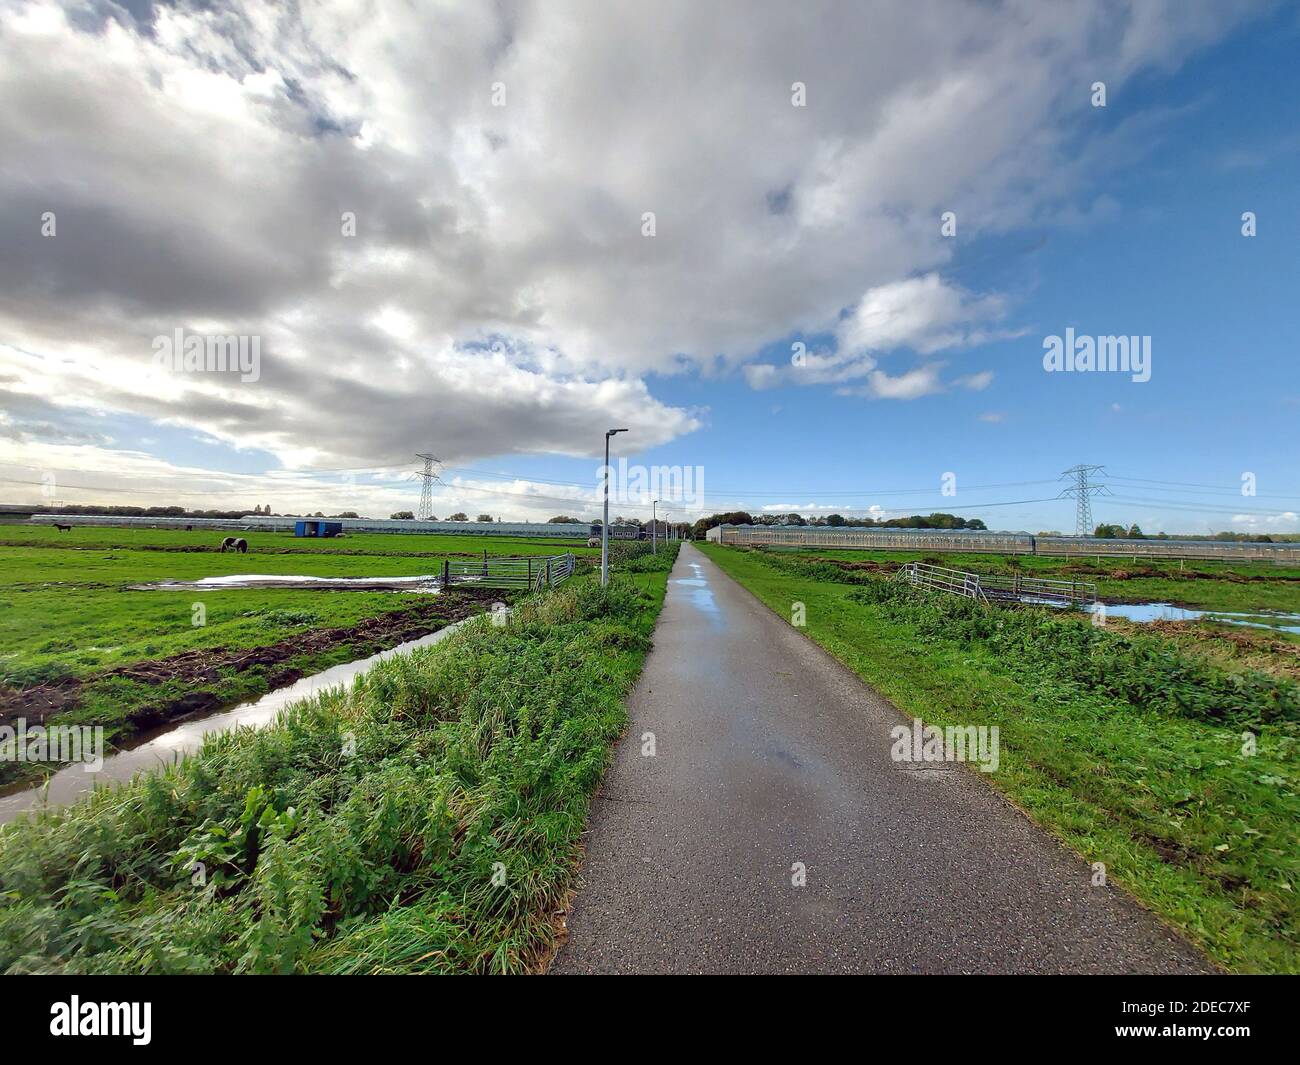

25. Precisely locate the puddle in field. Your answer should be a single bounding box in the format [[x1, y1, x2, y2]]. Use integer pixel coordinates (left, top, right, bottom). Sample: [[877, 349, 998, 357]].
[[0, 618, 476, 826], [134, 573, 441, 593], [1087, 601, 1300, 634]]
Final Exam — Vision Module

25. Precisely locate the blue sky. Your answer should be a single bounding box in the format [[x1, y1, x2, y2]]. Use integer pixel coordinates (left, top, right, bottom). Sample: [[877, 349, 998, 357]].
[[0, 1, 1295, 533], [585, 10, 1300, 533]]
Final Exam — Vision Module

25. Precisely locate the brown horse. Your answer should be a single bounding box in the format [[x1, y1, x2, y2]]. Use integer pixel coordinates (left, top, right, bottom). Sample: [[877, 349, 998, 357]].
[[54, 523, 72, 532]]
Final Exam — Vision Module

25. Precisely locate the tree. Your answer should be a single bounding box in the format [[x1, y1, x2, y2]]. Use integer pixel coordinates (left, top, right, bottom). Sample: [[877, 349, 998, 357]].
[[690, 511, 754, 540], [1126, 524, 1145, 539], [390, 511, 415, 520], [448, 512, 469, 522], [476, 513, 494, 523], [548, 515, 582, 523], [825, 513, 847, 526]]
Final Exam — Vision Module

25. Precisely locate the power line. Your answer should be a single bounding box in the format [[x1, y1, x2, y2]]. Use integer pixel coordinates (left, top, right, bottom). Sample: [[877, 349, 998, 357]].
[[439, 464, 1062, 498], [1106, 478, 1299, 502], [1107, 495, 1298, 516]]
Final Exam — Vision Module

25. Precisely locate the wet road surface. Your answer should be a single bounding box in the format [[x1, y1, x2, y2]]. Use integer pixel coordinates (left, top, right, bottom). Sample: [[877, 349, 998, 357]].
[[552, 543, 1211, 974]]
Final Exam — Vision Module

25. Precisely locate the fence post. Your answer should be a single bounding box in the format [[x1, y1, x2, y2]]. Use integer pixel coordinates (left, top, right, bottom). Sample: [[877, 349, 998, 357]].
[[545, 558, 551, 586], [442, 559, 450, 587], [527, 558, 532, 587]]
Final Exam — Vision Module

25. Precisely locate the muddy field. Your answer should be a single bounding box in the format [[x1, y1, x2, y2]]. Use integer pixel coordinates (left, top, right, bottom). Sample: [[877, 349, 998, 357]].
[[0, 587, 505, 735]]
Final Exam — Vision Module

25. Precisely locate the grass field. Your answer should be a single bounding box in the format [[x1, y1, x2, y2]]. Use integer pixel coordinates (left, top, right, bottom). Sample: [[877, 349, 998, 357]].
[[700, 542, 1300, 974], [0, 524, 597, 557], [766, 546, 1300, 615], [0, 544, 680, 973], [0, 526, 600, 788]]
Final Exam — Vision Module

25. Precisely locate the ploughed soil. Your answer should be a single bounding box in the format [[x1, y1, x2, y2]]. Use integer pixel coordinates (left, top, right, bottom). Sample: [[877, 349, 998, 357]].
[[0, 588, 508, 734], [1056, 562, 1300, 583], [821, 559, 901, 575]]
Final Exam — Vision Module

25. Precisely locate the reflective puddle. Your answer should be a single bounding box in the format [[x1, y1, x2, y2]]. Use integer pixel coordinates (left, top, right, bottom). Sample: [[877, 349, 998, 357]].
[[1089, 601, 1300, 634], [676, 561, 723, 625], [133, 573, 441, 593]]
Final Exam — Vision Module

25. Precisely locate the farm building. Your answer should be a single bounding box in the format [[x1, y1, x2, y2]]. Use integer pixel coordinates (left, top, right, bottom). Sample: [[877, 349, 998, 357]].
[[294, 519, 343, 537]]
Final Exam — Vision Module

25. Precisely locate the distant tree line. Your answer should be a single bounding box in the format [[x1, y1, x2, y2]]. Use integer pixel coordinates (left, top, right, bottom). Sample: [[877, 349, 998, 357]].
[[18, 504, 267, 519], [1094, 523, 1283, 543], [689, 511, 988, 539]]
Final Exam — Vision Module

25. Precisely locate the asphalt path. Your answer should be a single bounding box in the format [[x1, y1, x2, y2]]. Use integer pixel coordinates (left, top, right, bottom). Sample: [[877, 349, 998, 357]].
[[551, 542, 1210, 974]]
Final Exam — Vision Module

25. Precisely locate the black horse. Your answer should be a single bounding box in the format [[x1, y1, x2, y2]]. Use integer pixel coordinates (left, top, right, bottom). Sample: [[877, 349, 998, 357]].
[[220, 536, 248, 553]]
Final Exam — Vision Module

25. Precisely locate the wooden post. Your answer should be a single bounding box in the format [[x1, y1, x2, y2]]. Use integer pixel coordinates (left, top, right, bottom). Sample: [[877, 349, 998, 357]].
[[527, 558, 532, 587], [442, 559, 450, 587], [545, 558, 551, 587]]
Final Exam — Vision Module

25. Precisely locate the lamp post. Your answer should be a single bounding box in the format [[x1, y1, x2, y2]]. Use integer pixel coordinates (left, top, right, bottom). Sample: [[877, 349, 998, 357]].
[[601, 429, 627, 586], [651, 499, 659, 555]]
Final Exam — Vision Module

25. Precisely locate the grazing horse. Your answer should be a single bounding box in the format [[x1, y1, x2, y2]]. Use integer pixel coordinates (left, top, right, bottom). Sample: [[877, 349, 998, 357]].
[[220, 536, 248, 553], [54, 523, 72, 532]]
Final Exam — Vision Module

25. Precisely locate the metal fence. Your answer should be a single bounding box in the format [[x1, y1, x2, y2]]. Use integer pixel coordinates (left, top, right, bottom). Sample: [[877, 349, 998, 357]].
[[896, 561, 1097, 607], [441, 553, 577, 590]]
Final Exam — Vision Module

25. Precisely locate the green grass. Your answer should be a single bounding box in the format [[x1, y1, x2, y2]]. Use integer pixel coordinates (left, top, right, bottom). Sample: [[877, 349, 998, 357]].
[[700, 542, 1300, 974], [0, 526, 595, 681], [0, 544, 680, 974], [0, 527, 601, 787], [0, 524, 598, 557], [772, 546, 1300, 615]]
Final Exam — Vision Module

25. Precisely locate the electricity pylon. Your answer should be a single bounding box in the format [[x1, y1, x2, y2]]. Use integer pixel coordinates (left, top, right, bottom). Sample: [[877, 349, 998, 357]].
[[415, 453, 441, 520], [1059, 464, 1109, 537]]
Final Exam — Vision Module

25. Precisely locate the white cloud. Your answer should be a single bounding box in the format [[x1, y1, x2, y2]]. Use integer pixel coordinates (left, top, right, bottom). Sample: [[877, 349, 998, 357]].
[[860, 366, 946, 401], [1231, 511, 1300, 529], [743, 275, 1007, 397], [0, 0, 1265, 485], [836, 275, 1014, 357], [956, 371, 995, 392]]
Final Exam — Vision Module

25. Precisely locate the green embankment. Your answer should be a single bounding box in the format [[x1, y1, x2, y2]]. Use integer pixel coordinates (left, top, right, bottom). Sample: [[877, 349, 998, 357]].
[[0, 543, 678, 974]]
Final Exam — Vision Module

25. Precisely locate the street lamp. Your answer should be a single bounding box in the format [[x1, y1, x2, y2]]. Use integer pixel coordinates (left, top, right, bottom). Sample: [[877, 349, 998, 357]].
[[651, 499, 660, 555], [601, 428, 628, 586]]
